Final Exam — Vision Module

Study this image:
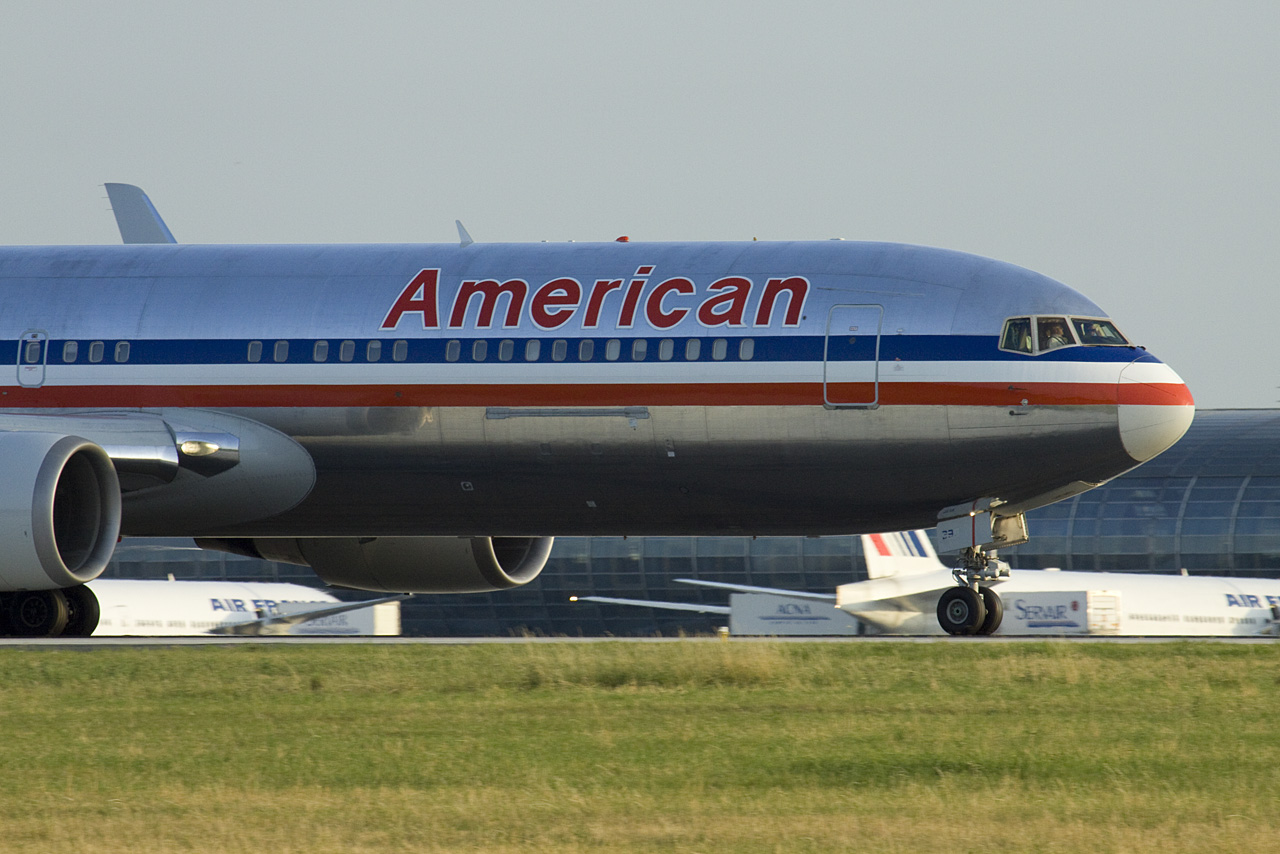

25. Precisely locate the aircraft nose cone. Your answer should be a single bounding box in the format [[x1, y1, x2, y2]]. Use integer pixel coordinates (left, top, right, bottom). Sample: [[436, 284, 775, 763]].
[[1117, 357, 1194, 463]]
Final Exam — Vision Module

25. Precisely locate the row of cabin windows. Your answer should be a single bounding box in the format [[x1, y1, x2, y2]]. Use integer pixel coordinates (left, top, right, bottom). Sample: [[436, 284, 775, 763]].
[[445, 337, 756, 363], [246, 340, 411, 363], [36, 339, 390, 365], [37, 341, 132, 364], [32, 337, 755, 366]]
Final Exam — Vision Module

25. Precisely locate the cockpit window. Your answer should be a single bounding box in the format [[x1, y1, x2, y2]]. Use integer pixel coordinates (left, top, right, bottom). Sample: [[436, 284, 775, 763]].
[[1000, 315, 1130, 354], [1000, 317, 1033, 354], [1072, 317, 1129, 345], [1036, 317, 1074, 351]]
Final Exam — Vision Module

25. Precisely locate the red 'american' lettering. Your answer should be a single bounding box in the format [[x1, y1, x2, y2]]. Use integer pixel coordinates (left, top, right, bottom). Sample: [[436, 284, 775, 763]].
[[381, 266, 809, 331]]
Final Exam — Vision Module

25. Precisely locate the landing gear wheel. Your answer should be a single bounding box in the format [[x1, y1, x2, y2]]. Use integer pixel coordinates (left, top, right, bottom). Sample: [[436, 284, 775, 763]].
[[978, 587, 1004, 636], [7, 590, 70, 637], [62, 585, 101, 637], [937, 586, 987, 636]]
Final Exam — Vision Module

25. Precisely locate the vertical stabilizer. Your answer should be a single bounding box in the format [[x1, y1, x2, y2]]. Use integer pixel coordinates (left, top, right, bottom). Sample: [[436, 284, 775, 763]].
[[861, 530, 945, 578], [104, 183, 177, 244]]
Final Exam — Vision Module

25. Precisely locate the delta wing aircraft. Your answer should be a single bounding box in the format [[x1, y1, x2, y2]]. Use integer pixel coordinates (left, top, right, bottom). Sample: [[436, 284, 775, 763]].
[[0, 185, 1192, 636], [838, 531, 1280, 636]]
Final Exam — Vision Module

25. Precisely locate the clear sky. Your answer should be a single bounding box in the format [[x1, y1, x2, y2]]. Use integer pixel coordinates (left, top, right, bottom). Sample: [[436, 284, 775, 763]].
[[2, 1, 1276, 408]]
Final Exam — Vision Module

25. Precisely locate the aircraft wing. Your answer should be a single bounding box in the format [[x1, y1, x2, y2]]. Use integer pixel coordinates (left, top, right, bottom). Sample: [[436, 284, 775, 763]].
[[673, 578, 836, 601], [207, 596, 406, 636], [570, 595, 731, 615]]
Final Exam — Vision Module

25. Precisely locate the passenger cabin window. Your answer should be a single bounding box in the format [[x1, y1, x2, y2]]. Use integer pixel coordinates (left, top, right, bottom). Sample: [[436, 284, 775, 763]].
[[472, 340, 488, 361], [88, 341, 104, 363], [313, 341, 329, 362], [392, 340, 408, 362], [273, 340, 289, 362], [552, 339, 567, 362], [658, 338, 674, 361], [247, 341, 263, 363], [739, 338, 755, 360], [62, 341, 78, 363], [685, 339, 701, 360], [367, 340, 382, 362], [498, 339, 514, 362], [445, 340, 461, 362], [1000, 315, 1129, 355], [712, 338, 727, 360], [605, 339, 621, 361], [578, 340, 594, 361], [524, 339, 540, 361], [114, 341, 130, 363], [339, 340, 355, 362]]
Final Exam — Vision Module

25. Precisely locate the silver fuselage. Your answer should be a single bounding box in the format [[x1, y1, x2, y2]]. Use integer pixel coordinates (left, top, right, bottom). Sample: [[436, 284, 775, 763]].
[[0, 240, 1193, 538]]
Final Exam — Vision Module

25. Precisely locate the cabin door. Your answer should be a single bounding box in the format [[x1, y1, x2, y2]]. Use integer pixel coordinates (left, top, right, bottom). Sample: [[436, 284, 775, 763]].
[[824, 305, 882, 407], [16, 329, 47, 388]]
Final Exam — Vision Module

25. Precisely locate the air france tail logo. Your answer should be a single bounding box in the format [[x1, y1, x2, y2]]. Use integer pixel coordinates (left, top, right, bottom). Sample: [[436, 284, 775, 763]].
[[381, 267, 809, 331]]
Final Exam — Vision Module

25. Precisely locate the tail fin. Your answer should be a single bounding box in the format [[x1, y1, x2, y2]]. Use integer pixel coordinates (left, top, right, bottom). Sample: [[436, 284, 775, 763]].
[[104, 183, 177, 244], [861, 530, 945, 579]]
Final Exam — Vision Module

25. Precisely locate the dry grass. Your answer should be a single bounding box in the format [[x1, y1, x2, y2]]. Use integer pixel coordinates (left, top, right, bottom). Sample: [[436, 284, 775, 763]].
[[1, 641, 1277, 853]]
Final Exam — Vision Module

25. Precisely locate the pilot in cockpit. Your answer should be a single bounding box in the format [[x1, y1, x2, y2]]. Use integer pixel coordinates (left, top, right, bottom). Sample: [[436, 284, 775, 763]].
[[1078, 321, 1110, 344], [1039, 319, 1070, 350]]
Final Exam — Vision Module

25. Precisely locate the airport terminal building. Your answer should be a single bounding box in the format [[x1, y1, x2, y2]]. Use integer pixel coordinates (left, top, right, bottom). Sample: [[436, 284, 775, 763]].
[[104, 408, 1280, 636]]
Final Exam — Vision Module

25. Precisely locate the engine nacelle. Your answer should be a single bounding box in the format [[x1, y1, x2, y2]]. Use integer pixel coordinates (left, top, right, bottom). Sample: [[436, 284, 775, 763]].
[[0, 433, 122, 591], [197, 535, 554, 594]]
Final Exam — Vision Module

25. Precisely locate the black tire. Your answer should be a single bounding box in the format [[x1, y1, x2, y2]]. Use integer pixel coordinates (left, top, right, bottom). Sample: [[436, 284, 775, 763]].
[[7, 590, 70, 637], [937, 586, 986, 636], [978, 587, 1004, 635], [62, 585, 101, 637]]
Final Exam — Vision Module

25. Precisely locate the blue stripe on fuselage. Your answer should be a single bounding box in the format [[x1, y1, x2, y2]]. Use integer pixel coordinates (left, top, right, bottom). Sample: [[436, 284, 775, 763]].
[[9, 336, 1147, 368]]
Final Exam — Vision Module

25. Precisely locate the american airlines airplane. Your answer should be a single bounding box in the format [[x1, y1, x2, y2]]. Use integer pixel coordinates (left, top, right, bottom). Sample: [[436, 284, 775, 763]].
[[0, 185, 1192, 637], [838, 531, 1280, 637]]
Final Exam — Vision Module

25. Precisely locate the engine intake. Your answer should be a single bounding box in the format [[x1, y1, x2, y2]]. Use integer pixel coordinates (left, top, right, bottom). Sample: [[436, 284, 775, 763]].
[[0, 433, 122, 591], [196, 535, 554, 594]]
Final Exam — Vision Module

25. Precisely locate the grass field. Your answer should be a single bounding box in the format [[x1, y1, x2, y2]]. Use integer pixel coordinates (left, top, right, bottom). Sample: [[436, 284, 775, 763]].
[[1, 641, 1278, 853]]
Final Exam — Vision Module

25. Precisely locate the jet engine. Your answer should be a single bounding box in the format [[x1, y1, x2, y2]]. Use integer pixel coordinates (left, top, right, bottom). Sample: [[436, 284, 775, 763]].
[[0, 433, 121, 592], [197, 535, 554, 594]]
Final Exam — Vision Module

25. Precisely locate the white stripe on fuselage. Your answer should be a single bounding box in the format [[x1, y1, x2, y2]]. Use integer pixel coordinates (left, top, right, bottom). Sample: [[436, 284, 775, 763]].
[[28, 357, 1143, 389]]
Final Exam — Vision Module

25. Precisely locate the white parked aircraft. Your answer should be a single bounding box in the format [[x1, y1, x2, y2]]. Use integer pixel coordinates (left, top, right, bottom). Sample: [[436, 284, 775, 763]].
[[576, 532, 1280, 637], [839, 531, 1280, 636], [4, 578, 401, 637]]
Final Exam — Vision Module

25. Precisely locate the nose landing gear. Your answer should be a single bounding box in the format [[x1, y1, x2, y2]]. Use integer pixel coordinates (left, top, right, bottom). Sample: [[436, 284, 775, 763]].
[[936, 546, 1009, 636]]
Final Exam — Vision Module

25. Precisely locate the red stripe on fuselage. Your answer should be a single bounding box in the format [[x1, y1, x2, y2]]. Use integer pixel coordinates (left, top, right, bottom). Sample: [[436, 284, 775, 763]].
[[1117, 382, 1195, 406], [0, 381, 1191, 408]]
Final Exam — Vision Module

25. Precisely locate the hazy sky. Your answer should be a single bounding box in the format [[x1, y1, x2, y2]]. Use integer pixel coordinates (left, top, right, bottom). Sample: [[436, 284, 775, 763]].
[[2, 2, 1276, 408]]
